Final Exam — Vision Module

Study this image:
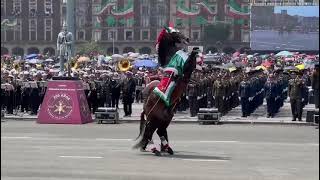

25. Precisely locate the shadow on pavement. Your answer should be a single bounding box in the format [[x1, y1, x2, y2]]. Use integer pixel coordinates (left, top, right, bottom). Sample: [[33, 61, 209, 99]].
[[139, 152, 231, 160]]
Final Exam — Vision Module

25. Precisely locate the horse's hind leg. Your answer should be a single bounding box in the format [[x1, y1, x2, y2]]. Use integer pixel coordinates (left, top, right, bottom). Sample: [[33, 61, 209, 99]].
[[142, 121, 161, 156], [157, 124, 174, 155]]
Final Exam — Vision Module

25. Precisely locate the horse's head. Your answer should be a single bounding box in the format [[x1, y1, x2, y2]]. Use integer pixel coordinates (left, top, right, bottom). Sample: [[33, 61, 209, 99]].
[[157, 27, 189, 67]]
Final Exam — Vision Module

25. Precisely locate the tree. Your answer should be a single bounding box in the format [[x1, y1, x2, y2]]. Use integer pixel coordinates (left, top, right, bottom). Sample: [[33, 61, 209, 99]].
[[204, 23, 231, 43], [76, 41, 104, 55]]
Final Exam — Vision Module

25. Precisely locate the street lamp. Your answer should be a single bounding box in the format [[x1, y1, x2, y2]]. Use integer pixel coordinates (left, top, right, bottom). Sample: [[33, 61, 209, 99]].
[[109, 31, 115, 54]]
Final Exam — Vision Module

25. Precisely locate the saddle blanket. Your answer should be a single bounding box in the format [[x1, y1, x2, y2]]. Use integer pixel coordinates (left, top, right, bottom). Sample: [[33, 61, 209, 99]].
[[153, 50, 188, 107]]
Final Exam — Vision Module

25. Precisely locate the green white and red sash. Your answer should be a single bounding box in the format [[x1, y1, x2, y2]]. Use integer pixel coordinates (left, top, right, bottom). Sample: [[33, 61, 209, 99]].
[[153, 50, 188, 107]]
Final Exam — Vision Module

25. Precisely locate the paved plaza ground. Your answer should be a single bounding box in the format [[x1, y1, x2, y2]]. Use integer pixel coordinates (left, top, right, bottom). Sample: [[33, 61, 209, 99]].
[[1, 121, 319, 180]]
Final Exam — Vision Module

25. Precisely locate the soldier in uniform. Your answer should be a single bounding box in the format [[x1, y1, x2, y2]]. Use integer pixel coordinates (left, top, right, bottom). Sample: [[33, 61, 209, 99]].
[[21, 72, 31, 114], [288, 71, 305, 121], [100, 73, 112, 107], [122, 71, 136, 117], [311, 64, 319, 109], [187, 72, 198, 117], [88, 74, 98, 113], [265, 74, 277, 118], [134, 73, 144, 103], [110, 72, 121, 109], [213, 75, 225, 114], [30, 73, 41, 115], [239, 74, 250, 117]]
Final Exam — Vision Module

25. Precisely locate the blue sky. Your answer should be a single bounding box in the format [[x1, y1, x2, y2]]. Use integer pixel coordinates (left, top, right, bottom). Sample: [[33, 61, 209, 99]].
[[274, 6, 319, 17]]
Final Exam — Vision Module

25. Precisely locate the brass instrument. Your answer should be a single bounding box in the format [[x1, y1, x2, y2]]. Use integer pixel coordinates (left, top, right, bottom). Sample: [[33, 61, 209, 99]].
[[118, 59, 132, 72]]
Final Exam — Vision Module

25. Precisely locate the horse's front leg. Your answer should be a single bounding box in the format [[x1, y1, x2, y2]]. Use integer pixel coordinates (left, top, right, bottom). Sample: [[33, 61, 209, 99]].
[[157, 124, 174, 155]]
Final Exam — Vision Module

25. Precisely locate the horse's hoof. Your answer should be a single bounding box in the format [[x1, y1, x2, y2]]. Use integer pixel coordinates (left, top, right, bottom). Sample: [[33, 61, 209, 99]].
[[161, 145, 174, 155], [152, 148, 161, 156], [166, 147, 174, 155]]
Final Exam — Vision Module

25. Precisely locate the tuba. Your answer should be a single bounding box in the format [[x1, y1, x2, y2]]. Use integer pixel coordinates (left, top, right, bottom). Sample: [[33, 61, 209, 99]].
[[118, 59, 131, 72]]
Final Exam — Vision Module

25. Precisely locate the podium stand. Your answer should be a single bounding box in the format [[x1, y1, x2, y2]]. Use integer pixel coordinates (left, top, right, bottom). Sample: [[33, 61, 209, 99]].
[[37, 77, 92, 124]]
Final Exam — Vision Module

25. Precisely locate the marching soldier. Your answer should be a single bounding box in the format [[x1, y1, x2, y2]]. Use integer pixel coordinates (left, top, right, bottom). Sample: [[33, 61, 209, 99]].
[[288, 71, 305, 121]]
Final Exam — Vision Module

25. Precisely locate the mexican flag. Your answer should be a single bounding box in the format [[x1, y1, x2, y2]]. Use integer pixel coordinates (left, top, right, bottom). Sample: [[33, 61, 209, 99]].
[[226, 0, 249, 19]]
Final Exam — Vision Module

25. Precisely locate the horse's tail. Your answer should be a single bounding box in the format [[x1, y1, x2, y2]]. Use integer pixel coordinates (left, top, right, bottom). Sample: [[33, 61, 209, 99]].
[[134, 111, 146, 141], [132, 112, 147, 149]]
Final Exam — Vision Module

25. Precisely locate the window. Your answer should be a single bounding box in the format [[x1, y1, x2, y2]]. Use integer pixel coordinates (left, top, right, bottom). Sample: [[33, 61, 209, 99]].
[[12, 0, 21, 16], [1, 29, 6, 42], [141, 17, 149, 27], [108, 30, 117, 40], [157, 16, 166, 27], [141, 30, 149, 40], [29, 19, 37, 41], [157, 5, 165, 14], [192, 31, 200, 41], [141, 6, 149, 15], [93, 30, 101, 42], [29, 0, 37, 17], [77, 30, 85, 41], [1, 0, 5, 16], [45, 0, 52, 16], [78, 17, 85, 27], [44, 19, 52, 41], [13, 19, 21, 41], [124, 30, 133, 41]]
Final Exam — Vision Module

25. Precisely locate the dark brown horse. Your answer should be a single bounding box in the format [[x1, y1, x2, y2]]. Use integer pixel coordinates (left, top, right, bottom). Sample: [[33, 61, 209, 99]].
[[133, 29, 199, 156]]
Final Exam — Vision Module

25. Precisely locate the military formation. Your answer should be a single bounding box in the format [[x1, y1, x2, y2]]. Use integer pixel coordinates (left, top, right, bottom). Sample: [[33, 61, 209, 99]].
[[1, 61, 319, 122], [1, 69, 140, 117]]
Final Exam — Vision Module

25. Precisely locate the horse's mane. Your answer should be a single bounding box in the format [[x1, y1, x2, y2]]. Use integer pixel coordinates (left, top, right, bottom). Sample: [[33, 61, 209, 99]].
[[158, 33, 178, 67]]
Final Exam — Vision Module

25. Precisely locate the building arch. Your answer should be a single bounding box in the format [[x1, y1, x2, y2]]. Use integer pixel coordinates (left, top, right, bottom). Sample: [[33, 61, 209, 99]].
[[222, 47, 236, 54], [139, 47, 152, 54], [106, 47, 119, 55], [1, 47, 9, 55], [123, 47, 135, 53], [11, 47, 24, 56], [205, 47, 217, 54], [43, 47, 55, 56], [27, 47, 40, 54]]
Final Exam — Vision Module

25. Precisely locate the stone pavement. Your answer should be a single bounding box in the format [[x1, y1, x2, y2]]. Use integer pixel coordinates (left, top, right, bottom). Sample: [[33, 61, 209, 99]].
[[2, 101, 318, 126], [1, 122, 319, 180]]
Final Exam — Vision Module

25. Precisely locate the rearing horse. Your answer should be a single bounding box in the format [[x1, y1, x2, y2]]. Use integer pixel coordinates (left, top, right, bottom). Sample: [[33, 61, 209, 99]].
[[133, 26, 199, 156]]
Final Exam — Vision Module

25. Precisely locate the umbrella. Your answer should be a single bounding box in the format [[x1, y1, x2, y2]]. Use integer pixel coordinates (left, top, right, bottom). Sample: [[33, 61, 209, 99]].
[[295, 64, 305, 70], [228, 67, 237, 72], [104, 56, 112, 61], [284, 66, 297, 71], [232, 52, 240, 57], [133, 59, 158, 68], [262, 61, 273, 68], [275, 51, 293, 57], [27, 59, 41, 64], [129, 53, 140, 58], [45, 58, 54, 62], [26, 54, 38, 59], [77, 56, 90, 63], [111, 54, 124, 59]]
